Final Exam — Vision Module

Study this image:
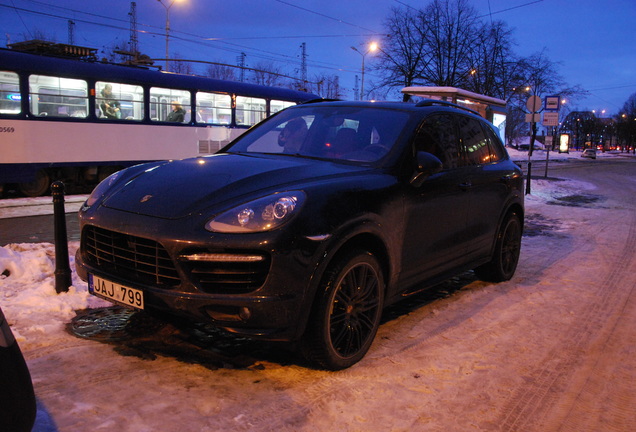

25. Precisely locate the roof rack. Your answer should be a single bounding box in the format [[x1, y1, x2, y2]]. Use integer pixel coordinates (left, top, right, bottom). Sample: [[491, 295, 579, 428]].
[[414, 99, 480, 116], [301, 98, 341, 104]]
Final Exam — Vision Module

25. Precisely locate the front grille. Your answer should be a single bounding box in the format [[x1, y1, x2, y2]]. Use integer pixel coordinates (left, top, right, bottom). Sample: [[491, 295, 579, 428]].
[[183, 257, 270, 294], [83, 226, 180, 287]]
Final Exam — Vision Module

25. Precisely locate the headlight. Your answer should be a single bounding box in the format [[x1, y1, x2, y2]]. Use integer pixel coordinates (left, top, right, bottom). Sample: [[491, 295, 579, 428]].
[[206, 192, 306, 233]]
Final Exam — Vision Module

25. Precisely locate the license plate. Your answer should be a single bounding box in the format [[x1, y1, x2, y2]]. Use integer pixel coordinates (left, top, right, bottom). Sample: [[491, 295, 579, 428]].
[[89, 274, 144, 310]]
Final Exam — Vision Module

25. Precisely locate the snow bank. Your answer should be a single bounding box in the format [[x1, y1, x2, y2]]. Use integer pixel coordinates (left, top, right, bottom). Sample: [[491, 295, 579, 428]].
[[0, 242, 109, 346]]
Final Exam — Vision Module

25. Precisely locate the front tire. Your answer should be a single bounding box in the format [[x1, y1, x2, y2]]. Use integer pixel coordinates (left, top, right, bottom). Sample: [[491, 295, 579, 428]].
[[301, 249, 385, 370], [475, 211, 522, 282]]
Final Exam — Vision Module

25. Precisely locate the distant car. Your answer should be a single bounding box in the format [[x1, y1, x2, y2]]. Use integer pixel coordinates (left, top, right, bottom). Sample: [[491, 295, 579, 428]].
[[76, 99, 524, 370], [0, 306, 37, 432], [582, 149, 597, 159]]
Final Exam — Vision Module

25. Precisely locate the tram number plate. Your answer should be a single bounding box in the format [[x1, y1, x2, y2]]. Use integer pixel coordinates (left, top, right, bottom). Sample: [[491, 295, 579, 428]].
[[89, 274, 144, 310]]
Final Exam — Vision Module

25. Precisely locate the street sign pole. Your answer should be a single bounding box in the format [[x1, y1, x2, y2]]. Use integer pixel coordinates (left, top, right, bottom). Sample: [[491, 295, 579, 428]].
[[525, 95, 542, 195]]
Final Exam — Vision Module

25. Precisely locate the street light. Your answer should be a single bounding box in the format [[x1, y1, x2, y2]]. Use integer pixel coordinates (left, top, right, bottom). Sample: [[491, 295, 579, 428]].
[[157, 0, 183, 71], [351, 42, 378, 100]]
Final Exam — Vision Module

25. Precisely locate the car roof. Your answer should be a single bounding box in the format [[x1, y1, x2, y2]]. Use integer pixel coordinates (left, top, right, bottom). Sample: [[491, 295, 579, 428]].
[[299, 99, 482, 117]]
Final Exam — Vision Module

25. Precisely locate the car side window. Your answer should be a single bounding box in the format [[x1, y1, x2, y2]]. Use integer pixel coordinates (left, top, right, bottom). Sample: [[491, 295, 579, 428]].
[[414, 114, 460, 169], [457, 115, 491, 166], [482, 123, 507, 162]]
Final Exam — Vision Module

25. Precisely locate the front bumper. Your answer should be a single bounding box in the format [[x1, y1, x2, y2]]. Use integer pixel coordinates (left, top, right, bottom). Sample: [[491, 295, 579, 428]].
[[75, 208, 328, 341]]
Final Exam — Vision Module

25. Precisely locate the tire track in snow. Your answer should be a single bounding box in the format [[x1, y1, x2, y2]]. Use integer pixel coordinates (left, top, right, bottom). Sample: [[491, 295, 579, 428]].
[[495, 211, 636, 431]]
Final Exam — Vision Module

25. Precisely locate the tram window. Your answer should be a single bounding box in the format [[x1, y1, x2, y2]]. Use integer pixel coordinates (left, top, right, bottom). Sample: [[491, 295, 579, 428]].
[[270, 100, 295, 115], [150, 87, 190, 123], [29, 75, 88, 118], [0, 71, 21, 114], [195, 91, 232, 125], [96, 81, 144, 121], [236, 96, 266, 126]]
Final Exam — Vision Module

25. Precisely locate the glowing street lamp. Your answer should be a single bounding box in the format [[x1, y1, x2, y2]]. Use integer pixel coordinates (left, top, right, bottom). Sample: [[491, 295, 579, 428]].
[[351, 42, 378, 100], [157, 0, 184, 71]]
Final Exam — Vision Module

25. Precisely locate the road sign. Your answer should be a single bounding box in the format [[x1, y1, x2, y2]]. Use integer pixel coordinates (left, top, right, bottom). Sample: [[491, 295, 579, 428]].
[[545, 136, 553, 150], [543, 111, 559, 126], [545, 96, 560, 111], [525, 113, 541, 123], [526, 95, 542, 113]]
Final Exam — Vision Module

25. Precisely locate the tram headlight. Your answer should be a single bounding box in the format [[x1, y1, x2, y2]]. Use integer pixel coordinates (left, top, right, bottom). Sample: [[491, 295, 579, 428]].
[[205, 192, 305, 233]]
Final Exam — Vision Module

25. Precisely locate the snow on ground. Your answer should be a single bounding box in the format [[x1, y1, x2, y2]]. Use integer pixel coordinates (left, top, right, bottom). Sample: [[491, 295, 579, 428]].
[[1, 151, 635, 431]]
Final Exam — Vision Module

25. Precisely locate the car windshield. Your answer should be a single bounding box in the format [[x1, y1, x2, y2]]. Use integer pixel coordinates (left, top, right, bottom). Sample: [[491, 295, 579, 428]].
[[226, 105, 410, 163]]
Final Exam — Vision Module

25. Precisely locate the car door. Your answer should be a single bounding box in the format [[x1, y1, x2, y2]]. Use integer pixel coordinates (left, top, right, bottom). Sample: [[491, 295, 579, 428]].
[[457, 115, 512, 260], [399, 113, 472, 286]]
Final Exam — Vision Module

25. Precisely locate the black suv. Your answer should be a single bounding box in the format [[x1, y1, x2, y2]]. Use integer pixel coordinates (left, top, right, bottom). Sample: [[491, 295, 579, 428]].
[[76, 100, 524, 370]]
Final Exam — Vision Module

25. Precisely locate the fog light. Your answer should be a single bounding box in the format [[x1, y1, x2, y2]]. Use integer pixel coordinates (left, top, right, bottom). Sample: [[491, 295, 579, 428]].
[[239, 307, 251, 321]]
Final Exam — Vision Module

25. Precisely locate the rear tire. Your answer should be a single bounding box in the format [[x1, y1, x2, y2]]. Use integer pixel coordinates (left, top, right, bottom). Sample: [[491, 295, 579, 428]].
[[301, 249, 384, 370], [474, 211, 522, 282]]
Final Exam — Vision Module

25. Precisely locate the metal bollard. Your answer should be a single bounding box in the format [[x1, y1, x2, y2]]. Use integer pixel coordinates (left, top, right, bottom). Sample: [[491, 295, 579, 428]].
[[51, 181, 72, 293]]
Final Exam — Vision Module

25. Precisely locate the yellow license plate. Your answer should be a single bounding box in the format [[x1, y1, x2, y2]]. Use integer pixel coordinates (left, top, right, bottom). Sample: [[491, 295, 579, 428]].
[[89, 274, 144, 310]]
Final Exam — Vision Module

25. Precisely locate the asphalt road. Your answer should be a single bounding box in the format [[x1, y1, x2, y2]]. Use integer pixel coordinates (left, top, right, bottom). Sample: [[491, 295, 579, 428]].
[[0, 213, 80, 245]]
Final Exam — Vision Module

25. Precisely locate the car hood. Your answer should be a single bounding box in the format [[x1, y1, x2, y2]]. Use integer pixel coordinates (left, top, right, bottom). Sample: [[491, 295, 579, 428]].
[[102, 153, 370, 219]]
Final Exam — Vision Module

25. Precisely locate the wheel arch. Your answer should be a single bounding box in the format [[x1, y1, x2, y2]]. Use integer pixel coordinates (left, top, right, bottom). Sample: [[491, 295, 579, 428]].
[[294, 227, 393, 340]]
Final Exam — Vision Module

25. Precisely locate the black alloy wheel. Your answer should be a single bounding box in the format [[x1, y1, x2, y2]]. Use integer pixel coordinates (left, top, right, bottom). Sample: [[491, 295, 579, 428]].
[[302, 249, 384, 370], [475, 211, 522, 282]]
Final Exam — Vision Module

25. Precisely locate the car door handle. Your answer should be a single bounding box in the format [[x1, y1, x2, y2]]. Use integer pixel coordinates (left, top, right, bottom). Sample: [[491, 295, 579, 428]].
[[459, 181, 472, 190]]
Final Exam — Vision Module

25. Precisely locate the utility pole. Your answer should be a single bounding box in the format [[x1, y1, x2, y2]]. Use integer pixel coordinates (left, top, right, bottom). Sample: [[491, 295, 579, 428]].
[[237, 52, 246, 82], [353, 75, 359, 101], [300, 42, 307, 92], [67, 20, 75, 45], [129, 2, 138, 56]]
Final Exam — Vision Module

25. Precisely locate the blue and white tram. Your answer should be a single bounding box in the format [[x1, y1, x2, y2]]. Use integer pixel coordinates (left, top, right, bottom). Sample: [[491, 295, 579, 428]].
[[0, 48, 319, 196]]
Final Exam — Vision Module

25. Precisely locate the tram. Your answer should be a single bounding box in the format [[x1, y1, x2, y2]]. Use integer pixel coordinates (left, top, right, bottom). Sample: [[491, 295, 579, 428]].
[[0, 48, 318, 196]]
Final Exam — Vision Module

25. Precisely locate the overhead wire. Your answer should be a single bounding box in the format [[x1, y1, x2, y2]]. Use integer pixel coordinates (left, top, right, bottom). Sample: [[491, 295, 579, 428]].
[[0, 1, 372, 76]]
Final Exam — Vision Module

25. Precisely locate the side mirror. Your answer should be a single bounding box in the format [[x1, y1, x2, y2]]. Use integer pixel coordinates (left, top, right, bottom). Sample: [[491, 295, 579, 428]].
[[410, 151, 443, 187]]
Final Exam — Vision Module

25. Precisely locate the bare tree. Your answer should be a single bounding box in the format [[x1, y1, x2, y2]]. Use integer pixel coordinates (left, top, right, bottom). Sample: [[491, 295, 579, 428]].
[[250, 61, 285, 87], [419, 0, 480, 87], [516, 50, 565, 98], [205, 62, 237, 81], [169, 53, 195, 75], [616, 93, 636, 150], [504, 49, 586, 144], [100, 41, 132, 64], [23, 29, 57, 42], [308, 74, 345, 99], [373, 0, 504, 101], [464, 20, 517, 99], [373, 7, 429, 101]]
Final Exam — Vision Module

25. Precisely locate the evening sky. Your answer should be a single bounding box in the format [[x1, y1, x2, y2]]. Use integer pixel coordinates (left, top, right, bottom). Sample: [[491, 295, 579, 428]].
[[1, 0, 634, 114]]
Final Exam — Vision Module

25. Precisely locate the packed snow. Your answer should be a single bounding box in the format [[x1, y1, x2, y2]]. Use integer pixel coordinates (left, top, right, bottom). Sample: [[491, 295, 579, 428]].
[[1, 149, 635, 431]]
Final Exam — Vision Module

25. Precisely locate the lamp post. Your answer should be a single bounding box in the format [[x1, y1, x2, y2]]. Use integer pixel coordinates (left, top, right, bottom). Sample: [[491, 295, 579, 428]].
[[157, 0, 181, 71], [351, 42, 378, 100]]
